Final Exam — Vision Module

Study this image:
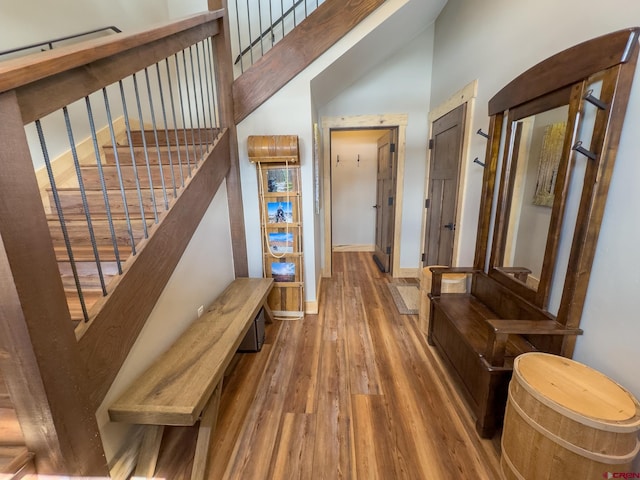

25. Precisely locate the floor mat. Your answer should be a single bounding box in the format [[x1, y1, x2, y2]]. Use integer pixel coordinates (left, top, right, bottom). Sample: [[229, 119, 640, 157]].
[[386, 283, 419, 315]]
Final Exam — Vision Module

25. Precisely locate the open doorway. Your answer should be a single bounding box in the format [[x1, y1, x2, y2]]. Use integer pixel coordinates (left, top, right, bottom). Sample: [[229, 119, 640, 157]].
[[322, 114, 408, 277]]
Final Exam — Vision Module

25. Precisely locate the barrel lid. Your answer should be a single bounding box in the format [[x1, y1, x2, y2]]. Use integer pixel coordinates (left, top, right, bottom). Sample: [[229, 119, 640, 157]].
[[515, 353, 639, 425]]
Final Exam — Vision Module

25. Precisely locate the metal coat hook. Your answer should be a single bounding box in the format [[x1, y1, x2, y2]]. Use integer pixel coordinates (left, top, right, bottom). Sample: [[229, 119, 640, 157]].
[[583, 89, 608, 110], [477, 128, 490, 139], [473, 157, 486, 168], [572, 141, 597, 160], [336, 154, 340, 166], [357, 154, 360, 167]]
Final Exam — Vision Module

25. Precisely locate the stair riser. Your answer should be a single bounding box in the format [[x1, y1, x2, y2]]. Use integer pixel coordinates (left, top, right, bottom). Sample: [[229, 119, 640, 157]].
[[124, 128, 220, 147], [48, 219, 149, 248], [50, 189, 169, 217], [80, 163, 194, 190], [102, 145, 202, 166]]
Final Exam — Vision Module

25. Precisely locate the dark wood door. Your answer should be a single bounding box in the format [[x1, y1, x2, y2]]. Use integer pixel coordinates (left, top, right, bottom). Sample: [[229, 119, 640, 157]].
[[423, 104, 466, 267], [373, 130, 397, 273]]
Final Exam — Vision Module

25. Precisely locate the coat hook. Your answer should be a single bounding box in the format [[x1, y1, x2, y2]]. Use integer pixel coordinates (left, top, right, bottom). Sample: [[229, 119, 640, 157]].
[[473, 157, 486, 168], [572, 141, 597, 160], [357, 154, 360, 167], [477, 128, 490, 139], [583, 89, 608, 110], [336, 154, 340, 166]]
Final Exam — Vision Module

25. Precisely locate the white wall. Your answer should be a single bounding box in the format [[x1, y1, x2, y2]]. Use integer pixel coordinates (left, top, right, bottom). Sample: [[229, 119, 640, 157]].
[[96, 181, 235, 462], [432, 2, 640, 461], [237, 0, 442, 304], [330, 130, 382, 249], [319, 28, 435, 271]]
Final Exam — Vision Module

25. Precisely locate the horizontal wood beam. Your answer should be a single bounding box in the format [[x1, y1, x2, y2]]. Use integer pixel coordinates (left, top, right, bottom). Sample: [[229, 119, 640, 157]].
[[232, 0, 386, 123], [16, 21, 219, 124], [0, 11, 223, 95], [78, 130, 232, 409]]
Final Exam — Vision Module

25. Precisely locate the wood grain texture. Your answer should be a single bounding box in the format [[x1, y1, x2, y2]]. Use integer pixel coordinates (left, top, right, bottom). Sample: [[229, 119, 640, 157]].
[[489, 28, 640, 115], [108, 278, 272, 425], [78, 130, 231, 408], [191, 380, 223, 480], [0, 91, 107, 476], [232, 0, 386, 123], [0, 11, 222, 95], [154, 252, 499, 479], [134, 425, 165, 478]]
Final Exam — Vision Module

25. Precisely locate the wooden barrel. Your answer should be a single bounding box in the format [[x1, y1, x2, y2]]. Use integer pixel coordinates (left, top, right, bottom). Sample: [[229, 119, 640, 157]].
[[501, 352, 640, 479], [247, 135, 299, 163]]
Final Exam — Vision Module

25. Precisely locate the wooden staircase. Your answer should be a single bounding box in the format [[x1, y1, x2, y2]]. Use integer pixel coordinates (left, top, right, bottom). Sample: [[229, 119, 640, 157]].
[[45, 128, 218, 326], [0, 373, 34, 479]]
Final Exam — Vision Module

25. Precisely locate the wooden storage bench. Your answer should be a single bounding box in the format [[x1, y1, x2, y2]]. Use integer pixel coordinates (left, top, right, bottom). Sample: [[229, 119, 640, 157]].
[[108, 277, 273, 479], [427, 268, 582, 438]]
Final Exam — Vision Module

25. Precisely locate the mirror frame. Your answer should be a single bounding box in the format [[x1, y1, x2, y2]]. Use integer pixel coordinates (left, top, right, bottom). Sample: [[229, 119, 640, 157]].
[[474, 28, 640, 356]]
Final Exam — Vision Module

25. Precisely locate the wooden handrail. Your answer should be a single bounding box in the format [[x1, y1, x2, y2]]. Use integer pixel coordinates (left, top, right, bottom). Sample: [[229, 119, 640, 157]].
[[0, 10, 223, 95]]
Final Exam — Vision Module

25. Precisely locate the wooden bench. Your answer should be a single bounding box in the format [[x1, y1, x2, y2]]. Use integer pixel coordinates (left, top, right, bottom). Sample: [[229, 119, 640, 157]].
[[427, 268, 581, 438], [108, 277, 273, 479]]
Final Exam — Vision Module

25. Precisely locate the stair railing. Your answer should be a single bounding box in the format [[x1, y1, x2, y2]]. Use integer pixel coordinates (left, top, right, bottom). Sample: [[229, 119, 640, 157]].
[[230, 0, 324, 74], [0, 10, 239, 475]]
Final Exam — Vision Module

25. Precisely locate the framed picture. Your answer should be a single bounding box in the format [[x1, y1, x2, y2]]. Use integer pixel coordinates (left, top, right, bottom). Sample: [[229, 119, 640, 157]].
[[267, 201, 294, 224], [271, 262, 296, 282], [262, 165, 299, 193], [268, 231, 294, 254]]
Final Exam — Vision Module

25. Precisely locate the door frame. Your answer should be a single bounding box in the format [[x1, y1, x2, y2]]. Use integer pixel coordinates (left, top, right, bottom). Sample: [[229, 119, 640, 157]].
[[421, 80, 477, 267], [322, 114, 408, 277]]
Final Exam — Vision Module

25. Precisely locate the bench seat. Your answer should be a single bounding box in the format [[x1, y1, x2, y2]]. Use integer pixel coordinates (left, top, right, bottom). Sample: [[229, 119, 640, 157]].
[[108, 277, 273, 479]]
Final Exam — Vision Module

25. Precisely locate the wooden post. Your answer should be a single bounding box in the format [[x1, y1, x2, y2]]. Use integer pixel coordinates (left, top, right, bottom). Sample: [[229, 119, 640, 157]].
[[210, 0, 249, 277], [0, 91, 107, 475]]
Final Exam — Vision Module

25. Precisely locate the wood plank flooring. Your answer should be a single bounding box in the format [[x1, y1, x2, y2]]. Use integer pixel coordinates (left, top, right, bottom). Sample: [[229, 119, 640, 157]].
[[155, 252, 501, 479]]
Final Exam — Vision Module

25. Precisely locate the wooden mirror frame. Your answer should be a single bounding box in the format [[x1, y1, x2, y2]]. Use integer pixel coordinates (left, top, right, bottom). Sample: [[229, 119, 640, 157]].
[[474, 28, 639, 356]]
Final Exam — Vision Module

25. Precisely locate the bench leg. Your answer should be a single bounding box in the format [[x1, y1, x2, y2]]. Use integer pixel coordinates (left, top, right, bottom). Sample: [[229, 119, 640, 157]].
[[134, 425, 165, 478], [190, 379, 223, 480], [263, 302, 274, 324]]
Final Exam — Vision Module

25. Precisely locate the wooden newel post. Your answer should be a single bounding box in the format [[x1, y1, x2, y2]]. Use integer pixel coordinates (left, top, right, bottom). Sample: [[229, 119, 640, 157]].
[[0, 91, 107, 475]]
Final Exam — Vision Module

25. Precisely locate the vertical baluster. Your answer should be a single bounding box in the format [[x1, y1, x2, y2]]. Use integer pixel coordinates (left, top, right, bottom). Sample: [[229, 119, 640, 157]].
[[304, 0, 308, 19], [181, 50, 199, 169], [85, 96, 123, 275], [36, 120, 89, 323], [131, 73, 160, 223], [103, 87, 138, 255], [205, 40, 219, 131], [269, 0, 275, 47], [235, 0, 244, 73], [188, 46, 205, 160], [174, 54, 193, 176], [119, 80, 150, 238], [293, 0, 297, 28], [202, 41, 216, 144], [156, 62, 178, 198], [62, 107, 108, 296], [257, 0, 264, 57], [196, 42, 213, 148], [281, 0, 285, 37], [144, 67, 170, 210], [246, 0, 254, 65], [165, 58, 186, 188]]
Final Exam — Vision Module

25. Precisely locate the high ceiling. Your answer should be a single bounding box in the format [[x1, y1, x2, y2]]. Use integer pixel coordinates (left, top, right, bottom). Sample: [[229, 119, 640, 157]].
[[310, 0, 447, 108]]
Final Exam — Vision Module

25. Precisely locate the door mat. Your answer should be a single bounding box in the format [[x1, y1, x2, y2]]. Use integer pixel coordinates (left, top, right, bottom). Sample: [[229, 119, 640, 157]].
[[386, 283, 419, 315]]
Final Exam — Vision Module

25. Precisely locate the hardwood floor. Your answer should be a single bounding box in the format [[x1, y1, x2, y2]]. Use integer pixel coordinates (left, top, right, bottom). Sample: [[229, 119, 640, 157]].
[[155, 252, 501, 479]]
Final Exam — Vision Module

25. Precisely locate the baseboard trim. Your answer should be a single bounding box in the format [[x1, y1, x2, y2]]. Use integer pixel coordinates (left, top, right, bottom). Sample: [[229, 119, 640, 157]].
[[304, 275, 323, 315], [332, 244, 375, 252]]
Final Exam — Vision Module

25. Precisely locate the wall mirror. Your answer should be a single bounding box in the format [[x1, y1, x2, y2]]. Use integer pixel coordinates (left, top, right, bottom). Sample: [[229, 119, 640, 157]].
[[475, 27, 639, 335]]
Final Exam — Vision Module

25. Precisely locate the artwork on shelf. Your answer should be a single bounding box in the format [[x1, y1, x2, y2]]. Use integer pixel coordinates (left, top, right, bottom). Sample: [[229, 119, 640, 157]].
[[268, 232, 294, 253], [267, 201, 293, 223], [267, 167, 295, 193], [271, 262, 296, 282]]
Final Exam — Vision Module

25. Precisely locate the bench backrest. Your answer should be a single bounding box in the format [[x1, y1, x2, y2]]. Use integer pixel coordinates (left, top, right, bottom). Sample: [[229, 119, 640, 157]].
[[471, 273, 561, 353]]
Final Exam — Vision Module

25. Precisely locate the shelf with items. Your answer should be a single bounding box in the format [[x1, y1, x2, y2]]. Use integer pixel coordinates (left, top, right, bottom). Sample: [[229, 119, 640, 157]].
[[250, 135, 304, 320]]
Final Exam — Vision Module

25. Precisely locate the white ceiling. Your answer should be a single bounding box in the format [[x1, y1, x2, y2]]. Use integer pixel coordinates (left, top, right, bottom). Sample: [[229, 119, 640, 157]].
[[310, 0, 447, 108]]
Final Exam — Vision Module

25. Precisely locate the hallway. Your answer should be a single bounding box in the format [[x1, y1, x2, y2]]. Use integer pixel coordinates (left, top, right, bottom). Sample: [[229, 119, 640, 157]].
[[156, 252, 501, 479]]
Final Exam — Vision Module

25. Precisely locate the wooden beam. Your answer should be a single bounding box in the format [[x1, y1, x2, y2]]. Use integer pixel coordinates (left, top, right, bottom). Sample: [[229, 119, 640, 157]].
[[16, 22, 219, 124], [211, 7, 249, 277], [79, 130, 232, 408], [232, 0, 386, 123], [0, 11, 223, 95], [0, 91, 107, 475]]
